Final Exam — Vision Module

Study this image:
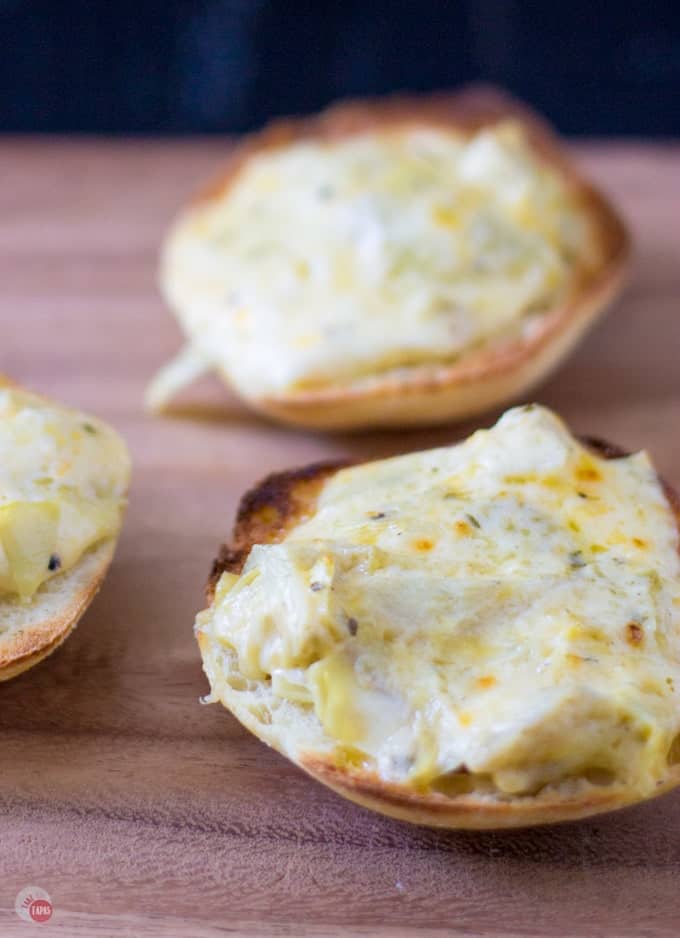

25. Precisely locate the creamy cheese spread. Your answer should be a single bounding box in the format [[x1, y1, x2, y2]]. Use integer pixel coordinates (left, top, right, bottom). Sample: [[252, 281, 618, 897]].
[[203, 406, 680, 796], [152, 123, 599, 406], [0, 387, 130, 599]]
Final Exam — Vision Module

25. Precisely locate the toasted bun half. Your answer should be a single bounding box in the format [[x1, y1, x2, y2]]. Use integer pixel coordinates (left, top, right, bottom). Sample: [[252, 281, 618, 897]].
[[0, 376, 129, 681], [159, 86, 629, 430], [0, 539, 116, 681], [199, 440, 680, 829]]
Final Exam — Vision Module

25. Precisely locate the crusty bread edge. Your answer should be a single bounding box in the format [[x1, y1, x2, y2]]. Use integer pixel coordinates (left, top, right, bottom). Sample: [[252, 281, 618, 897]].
[[0, 538, 117, 682], [163, 85, 630, 430], [200, 438, 680, 828]]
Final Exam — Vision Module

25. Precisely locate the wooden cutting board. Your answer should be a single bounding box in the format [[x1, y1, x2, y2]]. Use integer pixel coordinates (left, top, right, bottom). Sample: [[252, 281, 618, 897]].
[[0, 139, 679, 938]]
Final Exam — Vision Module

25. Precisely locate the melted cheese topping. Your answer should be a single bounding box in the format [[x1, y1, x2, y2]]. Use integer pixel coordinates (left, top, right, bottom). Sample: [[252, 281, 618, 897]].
[[152, 123, 599, 406], [204, 406, 680, 796], [0, 387, 130, 599]]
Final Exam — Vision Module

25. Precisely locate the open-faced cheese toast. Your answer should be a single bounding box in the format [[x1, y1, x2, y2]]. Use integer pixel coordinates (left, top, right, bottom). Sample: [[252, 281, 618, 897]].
[[197, 405, 680, 828], [0, 378, 130, 681], [149, 88, 629, 430]]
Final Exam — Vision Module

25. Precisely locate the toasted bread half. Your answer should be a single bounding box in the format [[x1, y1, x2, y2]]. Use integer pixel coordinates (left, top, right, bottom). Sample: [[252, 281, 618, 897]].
[[157, 86, 629, 430], [198, 439, 680, 829], [0, 377, 129, 682]]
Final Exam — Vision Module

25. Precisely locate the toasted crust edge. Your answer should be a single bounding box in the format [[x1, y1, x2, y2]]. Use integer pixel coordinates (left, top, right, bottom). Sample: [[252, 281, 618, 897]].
[[299, 755, 680, 830], [206, 460, 349, 603], [203, 437, 680, 828], [165, 86, 630, 430], [0, 539, 117, 682]]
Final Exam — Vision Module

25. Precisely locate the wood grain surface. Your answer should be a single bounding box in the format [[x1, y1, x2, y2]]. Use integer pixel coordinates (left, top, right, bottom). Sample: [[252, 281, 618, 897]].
[[0, 138, 679, 937]]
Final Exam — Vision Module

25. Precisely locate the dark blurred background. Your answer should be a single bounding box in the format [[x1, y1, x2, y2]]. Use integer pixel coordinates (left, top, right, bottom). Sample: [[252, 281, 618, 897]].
[[2, 0, 679, 136]]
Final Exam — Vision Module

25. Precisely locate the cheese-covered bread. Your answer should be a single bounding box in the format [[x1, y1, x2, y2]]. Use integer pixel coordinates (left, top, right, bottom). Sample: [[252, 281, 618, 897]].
[[197, 405, 680, 828], [149, 90, 629, 429], [0, 379, 130, 680]]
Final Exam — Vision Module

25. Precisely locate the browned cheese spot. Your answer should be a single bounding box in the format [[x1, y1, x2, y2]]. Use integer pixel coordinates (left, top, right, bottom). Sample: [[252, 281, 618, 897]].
[[626, 622, 644, 646]]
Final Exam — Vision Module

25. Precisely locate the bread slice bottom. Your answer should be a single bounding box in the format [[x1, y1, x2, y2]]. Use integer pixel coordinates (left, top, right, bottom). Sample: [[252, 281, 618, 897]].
[[0, 539, 116, 681]]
